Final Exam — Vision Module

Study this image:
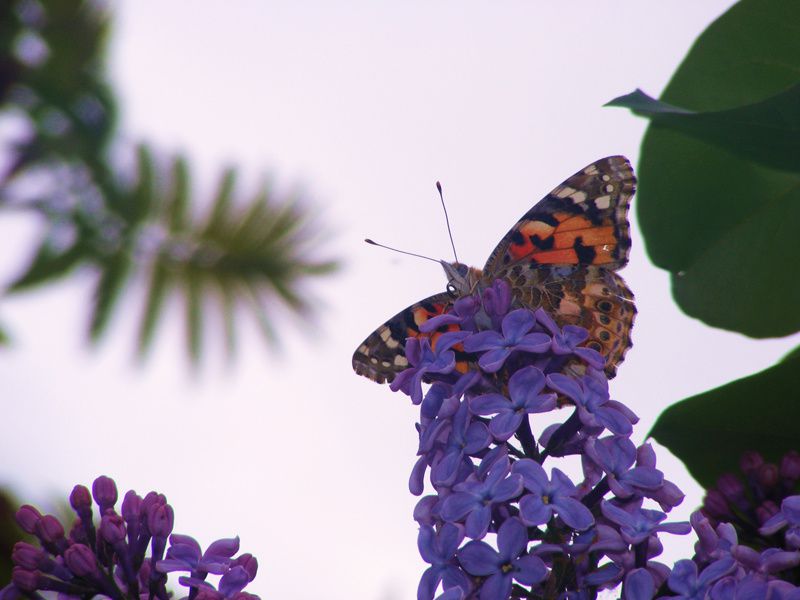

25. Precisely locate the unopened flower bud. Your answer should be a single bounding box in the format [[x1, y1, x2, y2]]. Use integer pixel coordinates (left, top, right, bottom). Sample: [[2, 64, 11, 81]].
[[231, 553, 258, 581], [35, 515, 65, 545], [99, 514, 127, 544], [147, 504, 174, 538], [740, 451, 764, 476], [11, 542, 43, 570], [781, 451, 800, 482], [14, 505, 41, 534], [121, 490, 142, 523], [758, 463, 779, 489], [92, 476, 118, 512], [64, 544, 98, 577], [11, 567, 40, 592], [69, 485, 92, 515]]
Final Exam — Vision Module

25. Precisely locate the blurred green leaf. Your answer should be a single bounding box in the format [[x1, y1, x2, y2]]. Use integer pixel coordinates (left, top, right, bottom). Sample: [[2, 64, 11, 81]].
[[131, 157, 337, 365], [184, 267, 203, 365], [1, 1, 339, 367], [136, 257, 170, 358], [610, 0, 800, 338], [89, 251, 133, 341], [650, 352, 800, 489], [8, 237, 87, 290], [168, 156, 189, 232]]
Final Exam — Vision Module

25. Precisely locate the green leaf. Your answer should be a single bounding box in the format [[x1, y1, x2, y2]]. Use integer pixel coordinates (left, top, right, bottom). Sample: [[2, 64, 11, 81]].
[[607, 85, 800, 173], [781, 344, 800, 363], [650, 352, 800, 489], [611, 0, 800, 338]]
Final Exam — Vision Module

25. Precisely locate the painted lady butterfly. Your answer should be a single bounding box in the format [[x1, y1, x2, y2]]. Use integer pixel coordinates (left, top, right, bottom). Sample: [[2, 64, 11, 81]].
[[353, 156, 637, 384]]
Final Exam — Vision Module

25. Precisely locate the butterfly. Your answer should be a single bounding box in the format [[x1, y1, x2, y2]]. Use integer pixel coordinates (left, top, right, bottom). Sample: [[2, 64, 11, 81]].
[[352, 156, 637, 384]]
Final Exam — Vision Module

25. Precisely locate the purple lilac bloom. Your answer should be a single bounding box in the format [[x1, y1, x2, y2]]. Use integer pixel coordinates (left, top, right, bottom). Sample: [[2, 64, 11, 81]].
[[760, 496, 800, 548], [417, 523, 472, 600], [534, 308, 605, 370], [470, 366, 556, 441], [547, 371, 635, 436], [585, 436, 663, 498], [425, 400, 492, 488], [457, 518, 548, 599], [1, 475, 259, 600], [420, 296, 480, 332], [391, 332, 470, 404], [440, 457, 523, 540], [667, 557, 736, 599], [512, 459, 594, 531], [463, 309, 550, 372], [601, 501, 690, 545]]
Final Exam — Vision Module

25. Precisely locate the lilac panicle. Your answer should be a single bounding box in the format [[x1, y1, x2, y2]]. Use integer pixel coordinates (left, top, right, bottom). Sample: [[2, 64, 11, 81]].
[[2, 475, 260, 600], [387, 279, 693, 599]]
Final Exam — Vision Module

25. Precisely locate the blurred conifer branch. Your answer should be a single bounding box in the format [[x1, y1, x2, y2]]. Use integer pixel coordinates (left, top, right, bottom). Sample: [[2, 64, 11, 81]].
[[0, 0, 338, 363]]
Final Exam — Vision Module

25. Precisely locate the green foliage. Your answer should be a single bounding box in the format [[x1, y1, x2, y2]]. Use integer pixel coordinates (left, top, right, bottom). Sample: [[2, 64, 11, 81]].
[[610, 0, 800, 339], [610, 0, 800, 489], [650, 352, 800, 489], [0, 0, 338, 366]]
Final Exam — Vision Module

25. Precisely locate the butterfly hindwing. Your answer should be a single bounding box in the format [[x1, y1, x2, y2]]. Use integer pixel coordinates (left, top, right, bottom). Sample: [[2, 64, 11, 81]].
[[352, 292, 457, 384], [482, 156, 635, 274]]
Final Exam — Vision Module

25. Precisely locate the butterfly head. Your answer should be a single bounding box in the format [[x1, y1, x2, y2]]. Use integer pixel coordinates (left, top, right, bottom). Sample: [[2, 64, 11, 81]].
[[441, 261, 481, 296]]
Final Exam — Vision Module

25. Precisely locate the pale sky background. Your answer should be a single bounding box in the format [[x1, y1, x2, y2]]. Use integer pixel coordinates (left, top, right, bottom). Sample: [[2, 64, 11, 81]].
[[2, 2, 798, 599]]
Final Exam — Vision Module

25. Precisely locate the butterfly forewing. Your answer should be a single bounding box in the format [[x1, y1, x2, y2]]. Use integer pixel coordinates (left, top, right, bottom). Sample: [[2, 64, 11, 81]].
[[352, 292, 457, 384], [482, 155, 635, 274]]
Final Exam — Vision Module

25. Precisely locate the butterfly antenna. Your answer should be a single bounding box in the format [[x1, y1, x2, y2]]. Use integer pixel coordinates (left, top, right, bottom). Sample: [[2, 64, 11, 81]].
[[364, 239, 441, 264], [436, 181, 459, 263]]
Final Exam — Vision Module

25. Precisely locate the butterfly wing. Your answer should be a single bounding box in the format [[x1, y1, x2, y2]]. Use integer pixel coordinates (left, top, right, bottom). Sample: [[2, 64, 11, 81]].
[[352, 292, 457, 384], [482, 156, 637, 378], [483, 155, 635, 274]]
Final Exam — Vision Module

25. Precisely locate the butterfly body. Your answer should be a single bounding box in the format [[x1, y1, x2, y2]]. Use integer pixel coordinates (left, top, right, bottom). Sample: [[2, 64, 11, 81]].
[[353, 156, 637, 385]]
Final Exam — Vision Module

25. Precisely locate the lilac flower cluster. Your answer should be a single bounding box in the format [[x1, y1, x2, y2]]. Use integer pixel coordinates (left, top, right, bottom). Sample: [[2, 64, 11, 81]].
[[392, 280, 690, 599], [671, 450, 800, 596], [1, 475, 258, 600]]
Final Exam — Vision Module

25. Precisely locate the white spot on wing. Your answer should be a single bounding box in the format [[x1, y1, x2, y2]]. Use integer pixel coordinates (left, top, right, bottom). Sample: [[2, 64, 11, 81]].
[[555, 186, 577, 199], [594, 196, 611, 209]]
